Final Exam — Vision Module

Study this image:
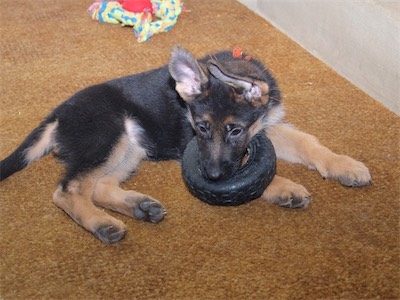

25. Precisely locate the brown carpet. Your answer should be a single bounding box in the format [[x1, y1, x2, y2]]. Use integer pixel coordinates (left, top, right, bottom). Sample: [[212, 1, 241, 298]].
[[1, 0, 399, 299]]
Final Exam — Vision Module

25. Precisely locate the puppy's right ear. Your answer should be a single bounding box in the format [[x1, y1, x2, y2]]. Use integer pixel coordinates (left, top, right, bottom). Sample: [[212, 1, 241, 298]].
[[169, 45, 208, 102]]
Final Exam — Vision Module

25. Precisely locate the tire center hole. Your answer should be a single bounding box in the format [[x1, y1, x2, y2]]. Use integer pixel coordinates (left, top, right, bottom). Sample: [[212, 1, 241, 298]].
[[241, 147, 250, 166]]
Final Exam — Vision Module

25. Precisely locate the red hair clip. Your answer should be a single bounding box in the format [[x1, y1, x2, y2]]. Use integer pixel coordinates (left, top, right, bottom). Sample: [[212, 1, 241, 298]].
[[232, 47, 252, 61], [232, 47, 243, 58]]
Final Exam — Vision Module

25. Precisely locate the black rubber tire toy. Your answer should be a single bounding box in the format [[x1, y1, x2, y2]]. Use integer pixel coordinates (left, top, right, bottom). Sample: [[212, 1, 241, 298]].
[[182, 133, 276, 206]]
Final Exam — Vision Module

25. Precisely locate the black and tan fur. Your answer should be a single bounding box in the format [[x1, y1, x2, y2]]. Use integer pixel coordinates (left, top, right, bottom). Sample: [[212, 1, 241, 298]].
[[0, 46, 371, 243]]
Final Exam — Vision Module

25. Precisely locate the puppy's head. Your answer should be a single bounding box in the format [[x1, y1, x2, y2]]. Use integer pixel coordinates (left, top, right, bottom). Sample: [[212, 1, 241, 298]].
[[169, 46, 280, 180]]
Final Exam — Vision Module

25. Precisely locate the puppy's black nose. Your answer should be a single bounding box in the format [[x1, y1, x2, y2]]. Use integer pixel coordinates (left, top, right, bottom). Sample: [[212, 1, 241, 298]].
[[207, 171, 222, 181], [204, 167, 222, 181]]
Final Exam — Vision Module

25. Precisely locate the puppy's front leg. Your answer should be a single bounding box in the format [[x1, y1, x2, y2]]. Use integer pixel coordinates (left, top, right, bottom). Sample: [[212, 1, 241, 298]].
[[266, 123, 372, 187]]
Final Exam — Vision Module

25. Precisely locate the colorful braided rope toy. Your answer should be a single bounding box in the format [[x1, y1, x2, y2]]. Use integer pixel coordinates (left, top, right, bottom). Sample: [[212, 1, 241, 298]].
[[88, 0, 183, 43]]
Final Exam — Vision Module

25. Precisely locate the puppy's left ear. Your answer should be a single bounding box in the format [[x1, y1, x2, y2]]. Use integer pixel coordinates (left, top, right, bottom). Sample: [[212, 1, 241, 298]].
[[169, 45, 208, 102]]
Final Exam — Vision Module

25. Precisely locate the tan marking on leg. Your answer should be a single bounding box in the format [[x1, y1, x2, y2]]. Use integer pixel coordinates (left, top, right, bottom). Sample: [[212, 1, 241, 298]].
[[266, 123, 371, 186], [262, 175, 311, 208], [102, 118, 147, 180], [53, 172, 127, 243], [92, 176, 166, 223], [103, 133, 146, 179], [25, 121, 58, 163], [93, 176, 141, 216]]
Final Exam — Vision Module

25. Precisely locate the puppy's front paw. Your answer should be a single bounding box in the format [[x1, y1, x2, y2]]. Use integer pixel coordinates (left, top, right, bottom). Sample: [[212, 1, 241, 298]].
[[262, 176, 312, 209], [133, 198, 167, 223], [320, 155, 371, 187], [278, 195, 312, 209]]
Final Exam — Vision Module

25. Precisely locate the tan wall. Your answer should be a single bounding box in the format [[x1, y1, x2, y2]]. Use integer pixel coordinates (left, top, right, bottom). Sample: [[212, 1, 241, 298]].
[[240, 0, 400, 114]]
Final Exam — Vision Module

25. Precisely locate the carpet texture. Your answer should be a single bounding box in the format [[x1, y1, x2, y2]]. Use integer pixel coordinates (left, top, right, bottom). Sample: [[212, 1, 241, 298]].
[[1, 0, 399, 299]]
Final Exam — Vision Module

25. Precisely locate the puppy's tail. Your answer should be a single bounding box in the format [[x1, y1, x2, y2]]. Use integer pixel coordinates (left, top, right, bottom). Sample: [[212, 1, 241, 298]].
[[0, 114, 58, 181]]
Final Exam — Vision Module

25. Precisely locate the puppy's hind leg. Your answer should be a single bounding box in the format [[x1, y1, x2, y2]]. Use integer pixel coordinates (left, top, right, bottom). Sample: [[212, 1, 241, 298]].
[[53, 173, 127, 244], [93, 177, 167, 224], [92, 130, 167, 224]]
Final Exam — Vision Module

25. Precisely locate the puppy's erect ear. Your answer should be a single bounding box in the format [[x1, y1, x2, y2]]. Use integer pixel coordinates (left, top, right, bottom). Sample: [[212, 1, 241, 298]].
[[169, 45, 208, 102], [207, 60, 269, 106]]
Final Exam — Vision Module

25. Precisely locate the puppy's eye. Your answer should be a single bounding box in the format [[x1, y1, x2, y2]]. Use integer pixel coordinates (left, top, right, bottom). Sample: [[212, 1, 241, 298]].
[[196, 122, 210, 137], [198, 125, 207, 133], [227, 125, 244, 139], [230, 127, 243, 137]]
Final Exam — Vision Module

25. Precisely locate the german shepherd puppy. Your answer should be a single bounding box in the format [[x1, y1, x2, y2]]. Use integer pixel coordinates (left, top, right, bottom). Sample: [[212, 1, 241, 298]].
[[0, 46, 371, 243]]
